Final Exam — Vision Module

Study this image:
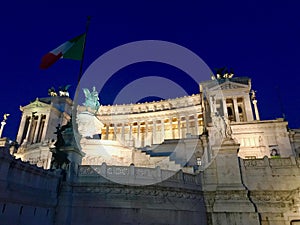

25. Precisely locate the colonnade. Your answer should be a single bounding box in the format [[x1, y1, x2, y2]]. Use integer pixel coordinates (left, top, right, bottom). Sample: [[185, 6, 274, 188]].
[[101, 114, 203, 148], [17, 114, 47, 144], [209, 95, 253, 122]]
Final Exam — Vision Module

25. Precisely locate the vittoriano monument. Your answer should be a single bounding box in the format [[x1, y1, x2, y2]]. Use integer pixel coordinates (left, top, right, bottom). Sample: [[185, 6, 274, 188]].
[[2, 73, 299, 225]]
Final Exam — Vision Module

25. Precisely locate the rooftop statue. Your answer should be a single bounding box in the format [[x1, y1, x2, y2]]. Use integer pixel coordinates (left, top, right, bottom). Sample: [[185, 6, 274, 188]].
[[211, 67, 234, 80], [250, 90, 257, 100], [3, 113, 10, 122], [59, 84, 71, 97], [83, 86, 100, 111], [48, 85, 71, 97], [48, 87, 57, 97]]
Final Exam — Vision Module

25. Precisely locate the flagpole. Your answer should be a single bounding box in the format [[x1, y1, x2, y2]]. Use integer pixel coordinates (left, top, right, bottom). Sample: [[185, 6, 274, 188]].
[[74, 16, 91, 104], [73, 16, 91, 128], [77, 16, 91, 84]]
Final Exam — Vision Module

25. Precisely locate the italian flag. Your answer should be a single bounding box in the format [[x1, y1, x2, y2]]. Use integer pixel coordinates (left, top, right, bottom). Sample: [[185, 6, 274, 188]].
[[40, 33, 86, 69]]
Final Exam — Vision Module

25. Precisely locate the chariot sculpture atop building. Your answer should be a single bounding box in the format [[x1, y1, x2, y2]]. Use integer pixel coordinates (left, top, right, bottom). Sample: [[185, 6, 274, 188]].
[[83, 86, 100, 111]]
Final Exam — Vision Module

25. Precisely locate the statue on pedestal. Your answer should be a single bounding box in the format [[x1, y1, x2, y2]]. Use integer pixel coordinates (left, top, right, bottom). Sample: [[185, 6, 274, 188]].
[[83, 86, 100, 111], [250, 90, 257, 100], [212, 113, 232, 141], [78, 87, 104, 138], [223, 116, 232, 138], [50, 123, 70, 170]]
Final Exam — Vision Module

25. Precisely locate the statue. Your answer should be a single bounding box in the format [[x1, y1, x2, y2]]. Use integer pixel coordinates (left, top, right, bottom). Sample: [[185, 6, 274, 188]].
[[250, 90, 257, 100], [212, 113, 232, 140], [48, 87, 57, 96], [50, 123, 71, 170], [59, 84, 71, 97], [83, 86, 100, 111], [3, 113, 9, 122], [48, 85, 71, 97], [223, 116, 232, 138], [214, 67, 234, 79], [212, 112, 224, 140]]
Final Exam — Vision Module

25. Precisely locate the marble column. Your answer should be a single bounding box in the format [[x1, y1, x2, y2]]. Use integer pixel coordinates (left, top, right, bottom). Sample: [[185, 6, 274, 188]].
[[121, 123, 125, 143], [194, 115, 199, 135], [169, 117, 173, 139], [0, 121, 6, 138], [105, 124, 109, 140], [153, 120, 157, 144], [129, 123, 132, 141], [252, 99, 260, 120], [222, 99, 228, 117], [33, 115, 42, 143], [25, 116, 32, 141], [41, 115, 49, 142], [145, 121, 148, 145], [244, 95, 254, 121], [233, 97, 240, 122], [186, 116, 190, 136], [177, 117, 181, 139], [161, 119, 165, 141], [113, 124, 117, 140], [137, 122, 140, 147], [17, 116, 27, 143]]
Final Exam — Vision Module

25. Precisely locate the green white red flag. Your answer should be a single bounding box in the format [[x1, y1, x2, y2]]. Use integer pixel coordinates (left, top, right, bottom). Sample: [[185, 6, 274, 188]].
[[40, 33, 85, 69]]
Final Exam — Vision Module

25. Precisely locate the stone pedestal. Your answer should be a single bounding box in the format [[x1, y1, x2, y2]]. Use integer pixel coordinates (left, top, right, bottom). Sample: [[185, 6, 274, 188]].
[[211, 138, 260, 225], [213, 138, 244, 187], [76, 111, 104, 138], [61, 146, 85, 182]]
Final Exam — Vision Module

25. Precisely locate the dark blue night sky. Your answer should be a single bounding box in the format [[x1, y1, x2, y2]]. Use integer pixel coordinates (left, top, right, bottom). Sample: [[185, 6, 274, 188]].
[[1, 1, 300, 139]]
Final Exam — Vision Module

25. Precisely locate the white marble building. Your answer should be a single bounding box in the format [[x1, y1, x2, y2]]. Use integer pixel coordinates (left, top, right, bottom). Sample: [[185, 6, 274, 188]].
[[1, 73, 300, 225], [13, 75, 296, 169]]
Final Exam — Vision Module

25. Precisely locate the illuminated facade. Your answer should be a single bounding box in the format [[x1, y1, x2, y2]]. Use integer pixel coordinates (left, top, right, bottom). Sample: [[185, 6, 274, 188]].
[[13, 76, 296, 168], [1, 75, 300, 225]]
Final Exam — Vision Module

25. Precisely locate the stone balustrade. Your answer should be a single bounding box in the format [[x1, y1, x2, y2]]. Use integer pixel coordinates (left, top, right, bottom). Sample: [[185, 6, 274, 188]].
[[77, 163, 201, 187]]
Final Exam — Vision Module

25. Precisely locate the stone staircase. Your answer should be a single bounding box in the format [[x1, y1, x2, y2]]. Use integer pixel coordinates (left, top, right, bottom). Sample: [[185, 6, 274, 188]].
[[80, 139, 181, 171], [139, 138, 200, 173], [140, 139, 188, 166]]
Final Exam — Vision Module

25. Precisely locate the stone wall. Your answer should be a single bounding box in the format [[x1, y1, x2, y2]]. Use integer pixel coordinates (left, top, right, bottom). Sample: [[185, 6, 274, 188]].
[[54, 164, 208, 225], [0, 138, 62, 225], [241, 156, 300, 225], [2, 137, 300, 225], [202, 139, 300, 225], [231, 120, 293, 159]]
